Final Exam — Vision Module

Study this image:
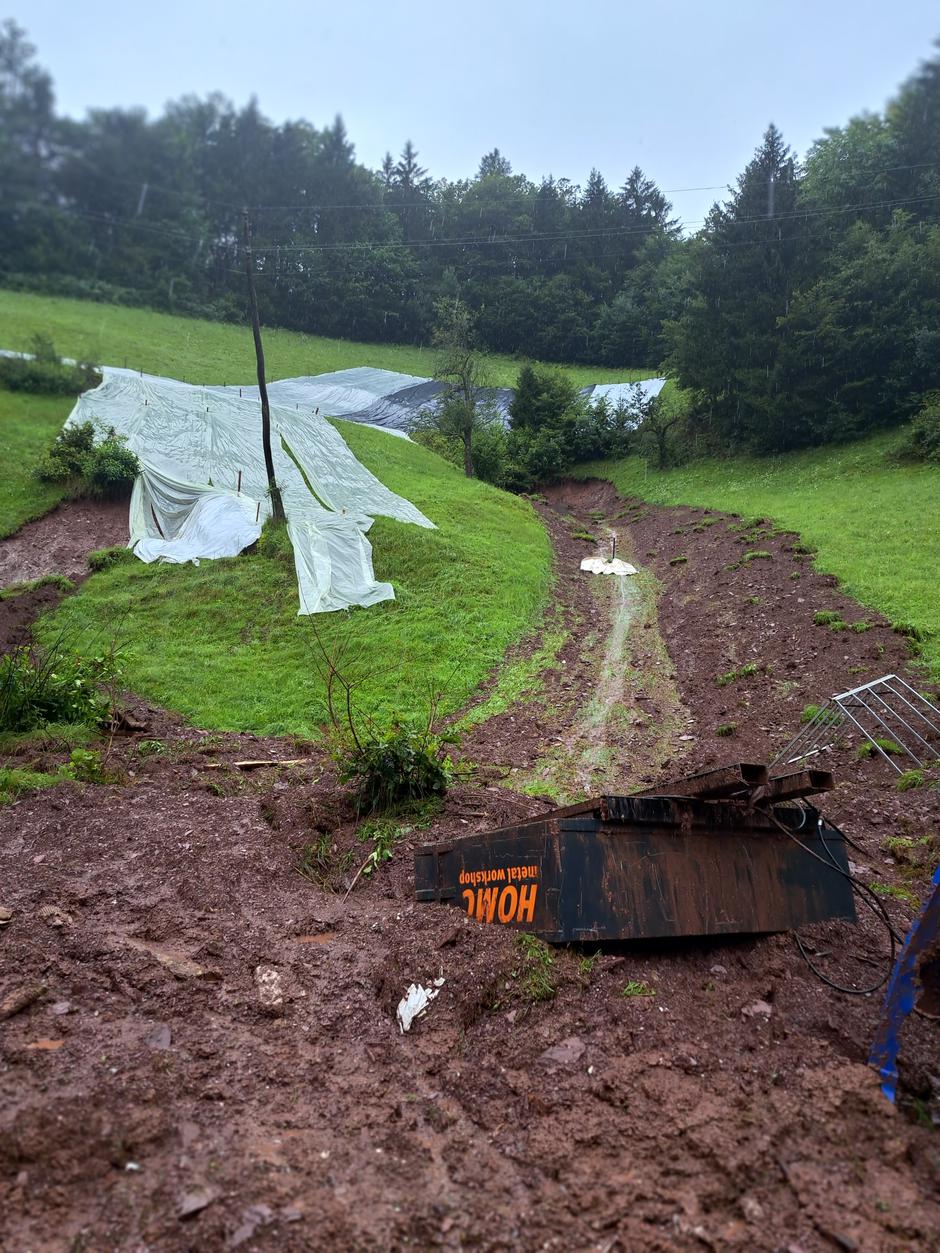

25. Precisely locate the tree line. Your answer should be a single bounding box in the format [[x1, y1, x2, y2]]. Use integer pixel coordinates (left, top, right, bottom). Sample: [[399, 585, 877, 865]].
[[1, 20, 938, 458]]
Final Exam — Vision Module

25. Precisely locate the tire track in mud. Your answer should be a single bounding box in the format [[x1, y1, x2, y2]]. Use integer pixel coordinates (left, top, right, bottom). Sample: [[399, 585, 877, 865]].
[[517, 519, 690, 801]]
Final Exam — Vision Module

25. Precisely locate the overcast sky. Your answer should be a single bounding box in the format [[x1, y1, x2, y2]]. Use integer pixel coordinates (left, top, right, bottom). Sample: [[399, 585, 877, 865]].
[[17, 0, 940, 228]]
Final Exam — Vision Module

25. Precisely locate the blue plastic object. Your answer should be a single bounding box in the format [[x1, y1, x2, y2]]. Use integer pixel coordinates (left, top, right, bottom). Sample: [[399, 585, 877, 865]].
[[869, 862, 940, 1102]]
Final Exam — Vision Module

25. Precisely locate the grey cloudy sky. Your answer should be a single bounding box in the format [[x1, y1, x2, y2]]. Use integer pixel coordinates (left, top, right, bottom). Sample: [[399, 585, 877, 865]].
[[17, 0, 940, 227]]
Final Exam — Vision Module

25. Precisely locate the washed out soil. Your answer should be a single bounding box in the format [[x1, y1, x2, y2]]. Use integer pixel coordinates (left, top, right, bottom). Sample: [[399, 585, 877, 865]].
[[0, 497, 127, 587], [0, 498, 129, 650], [1, 485, 939, 1251]]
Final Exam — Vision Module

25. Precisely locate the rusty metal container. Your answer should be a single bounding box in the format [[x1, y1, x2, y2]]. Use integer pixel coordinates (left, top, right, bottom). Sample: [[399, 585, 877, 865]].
[[414, 793, 856, 943]]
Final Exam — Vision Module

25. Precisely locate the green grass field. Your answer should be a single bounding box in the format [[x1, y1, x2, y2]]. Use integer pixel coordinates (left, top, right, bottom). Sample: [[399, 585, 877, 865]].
[[575, 433, 940, 678], [0, 391, 71, 538], [44, 422, 552, 736], [0, 289, 652, 389]]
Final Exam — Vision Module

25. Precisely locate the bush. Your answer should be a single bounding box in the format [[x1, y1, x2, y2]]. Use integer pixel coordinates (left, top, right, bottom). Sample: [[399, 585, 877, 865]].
[[338, 723, 457, 815], [0, 335, 101, 396], [0, 641, 119, 733], [895, 393, 940, 465], [35, 422, 140, 499], [86, 437, 141, 499]]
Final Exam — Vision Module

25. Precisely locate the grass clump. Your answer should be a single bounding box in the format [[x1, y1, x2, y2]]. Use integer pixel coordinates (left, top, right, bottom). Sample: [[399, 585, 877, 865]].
[[254, 519, 294, 563], [0, 765, 62, 806], [669, 555, 688, 566], [0, 574, 74, 600], [745, 595, 761, 605], [715, 722, 737, 737], [894, 769, 925, 792], [621, 979, 656, 998], [743, 550, 772, 562], [858, 737, 905, 759], [850, 620, 873, 633], [716, 661, 759, 687], [871, 882, 919, 906], [882, 833, 936, 868], [571, 529, 597, 544], [813, 610, 841, 626], [513, 933, 557, 1003], [88, 546, 135, 573]]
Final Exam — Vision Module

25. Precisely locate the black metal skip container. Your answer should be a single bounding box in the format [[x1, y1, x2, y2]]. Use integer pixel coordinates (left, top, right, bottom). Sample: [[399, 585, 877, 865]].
[[414, 793, 857, 943]]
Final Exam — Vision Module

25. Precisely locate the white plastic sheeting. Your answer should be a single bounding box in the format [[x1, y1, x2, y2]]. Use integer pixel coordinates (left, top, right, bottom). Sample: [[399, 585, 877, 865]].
[[66, 372, 434, 614]]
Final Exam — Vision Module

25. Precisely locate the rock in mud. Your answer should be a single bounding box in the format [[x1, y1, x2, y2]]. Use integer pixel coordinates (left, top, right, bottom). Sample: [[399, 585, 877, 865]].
[[254, 964, 285, 1012]]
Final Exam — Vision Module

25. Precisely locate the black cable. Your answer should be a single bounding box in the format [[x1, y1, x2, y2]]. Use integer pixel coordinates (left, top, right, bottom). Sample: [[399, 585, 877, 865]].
[[758, 803, 898, 996]]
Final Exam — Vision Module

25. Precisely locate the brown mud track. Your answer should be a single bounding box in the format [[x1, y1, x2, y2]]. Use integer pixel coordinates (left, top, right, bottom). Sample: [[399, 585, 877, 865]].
[[1, 486, 939, 1251], [0, 498, 129, 651]]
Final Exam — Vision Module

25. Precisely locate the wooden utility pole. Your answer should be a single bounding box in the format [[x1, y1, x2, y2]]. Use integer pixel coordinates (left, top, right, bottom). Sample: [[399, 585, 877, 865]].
[[243, 209, 286, 524]]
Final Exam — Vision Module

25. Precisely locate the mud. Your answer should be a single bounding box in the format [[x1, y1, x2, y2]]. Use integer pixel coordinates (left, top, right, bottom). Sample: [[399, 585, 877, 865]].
[[1, 484, 939, 1251], [0, 498, 128, 587]]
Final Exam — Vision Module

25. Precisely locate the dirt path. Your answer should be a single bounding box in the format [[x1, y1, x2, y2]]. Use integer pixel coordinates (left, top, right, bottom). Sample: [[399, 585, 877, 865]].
[[524, 516, 688, 799], [0, 498, 127, 588], [1, 485, 938, 1251]]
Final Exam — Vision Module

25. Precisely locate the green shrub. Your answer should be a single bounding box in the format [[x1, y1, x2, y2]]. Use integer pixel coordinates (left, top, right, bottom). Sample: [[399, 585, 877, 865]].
[[36, 421, 139, 499], [86, 437, 140, 499], [0, 337, 101, 395], [61, 747, 108, 784], [895, 393, 940, 465], [0, 641, 118, 733], [338, 723, 458, 815]]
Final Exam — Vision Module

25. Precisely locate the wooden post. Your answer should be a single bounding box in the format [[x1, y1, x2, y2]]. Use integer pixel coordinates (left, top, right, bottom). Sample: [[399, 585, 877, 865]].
[[243, 209, 286, 525]]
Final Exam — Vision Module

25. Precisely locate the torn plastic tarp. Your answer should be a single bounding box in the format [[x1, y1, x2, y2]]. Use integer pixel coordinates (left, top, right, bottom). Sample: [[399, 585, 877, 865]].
[[66, 371, 434, 614], [580, 556, 638, 576]]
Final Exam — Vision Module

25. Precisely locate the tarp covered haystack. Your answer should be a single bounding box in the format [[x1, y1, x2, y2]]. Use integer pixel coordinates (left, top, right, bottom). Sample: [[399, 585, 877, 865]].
[[67, 371, 435, 614]]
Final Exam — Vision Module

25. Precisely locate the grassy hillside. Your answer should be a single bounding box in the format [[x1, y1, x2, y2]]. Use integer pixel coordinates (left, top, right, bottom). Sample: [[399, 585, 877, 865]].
[[0, 391, 71, 537], [44, 422, 552, 736], [0, 289, 652, 389], [575, 434, 940, 679]]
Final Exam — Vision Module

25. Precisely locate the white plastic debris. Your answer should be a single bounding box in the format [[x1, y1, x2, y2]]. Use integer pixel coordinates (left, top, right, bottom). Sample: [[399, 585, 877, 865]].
[[580, 557, 638, 577], [396, 977, 445, 1033]]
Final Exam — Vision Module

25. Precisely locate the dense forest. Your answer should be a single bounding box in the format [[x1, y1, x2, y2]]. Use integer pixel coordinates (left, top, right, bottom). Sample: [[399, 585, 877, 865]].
[[1, 20, 938, 455]]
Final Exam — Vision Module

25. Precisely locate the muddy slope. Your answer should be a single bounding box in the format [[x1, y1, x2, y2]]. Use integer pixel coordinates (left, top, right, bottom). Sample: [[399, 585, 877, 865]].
[[0, 488, 938, 1251]]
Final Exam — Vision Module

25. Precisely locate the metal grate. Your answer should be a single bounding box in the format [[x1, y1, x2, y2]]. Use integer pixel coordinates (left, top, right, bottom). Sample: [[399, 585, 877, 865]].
[[772, 674, 940, 775]]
